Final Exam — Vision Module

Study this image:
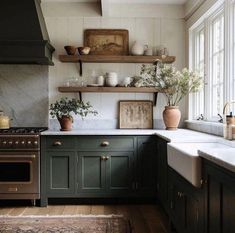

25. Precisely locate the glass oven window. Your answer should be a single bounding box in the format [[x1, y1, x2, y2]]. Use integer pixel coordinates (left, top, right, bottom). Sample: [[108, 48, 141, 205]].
[[0, 162, 31, 182]]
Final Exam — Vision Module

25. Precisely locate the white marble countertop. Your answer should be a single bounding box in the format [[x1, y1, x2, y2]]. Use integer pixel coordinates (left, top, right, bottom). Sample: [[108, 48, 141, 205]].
[[199, 148, 235, 173], [41, 129, 161, 136], [42, 128, 219, 142]]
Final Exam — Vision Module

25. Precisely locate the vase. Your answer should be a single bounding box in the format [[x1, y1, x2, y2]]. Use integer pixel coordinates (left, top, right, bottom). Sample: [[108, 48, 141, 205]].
[[131, 41, 147, 55], [58, 116, 73, 131], [163, 106, 181, 130]]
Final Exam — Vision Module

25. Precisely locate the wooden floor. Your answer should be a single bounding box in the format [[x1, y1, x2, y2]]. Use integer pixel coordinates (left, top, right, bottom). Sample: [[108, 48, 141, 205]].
[[0, 204, 170, 233]]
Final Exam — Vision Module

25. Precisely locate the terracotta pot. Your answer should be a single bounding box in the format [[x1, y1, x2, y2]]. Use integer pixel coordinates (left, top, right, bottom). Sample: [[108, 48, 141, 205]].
[[163, 106, 181, 130], [58, 116, 73, 131]]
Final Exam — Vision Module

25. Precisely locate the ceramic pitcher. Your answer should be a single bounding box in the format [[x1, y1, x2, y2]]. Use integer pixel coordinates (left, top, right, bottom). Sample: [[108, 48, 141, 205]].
[[131, 41, 147, 55]]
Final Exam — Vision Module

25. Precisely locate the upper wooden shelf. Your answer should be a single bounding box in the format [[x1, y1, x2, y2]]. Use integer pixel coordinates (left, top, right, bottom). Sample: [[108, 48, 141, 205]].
[[59, 55, 176, 64]]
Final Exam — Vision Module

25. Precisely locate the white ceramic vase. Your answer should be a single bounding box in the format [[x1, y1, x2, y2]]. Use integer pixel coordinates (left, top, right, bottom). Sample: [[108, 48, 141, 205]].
[[131, 41, 146, 55]]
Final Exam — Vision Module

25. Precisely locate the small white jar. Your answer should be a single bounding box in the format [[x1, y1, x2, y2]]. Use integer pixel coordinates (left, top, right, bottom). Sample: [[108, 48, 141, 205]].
[[106, 72, 118, 87]]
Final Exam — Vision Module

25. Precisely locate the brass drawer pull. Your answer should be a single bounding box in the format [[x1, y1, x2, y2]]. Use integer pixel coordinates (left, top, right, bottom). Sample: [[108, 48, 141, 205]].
[[8, 187, 18, 192], [100, 141, 109, 147], [53, 141, 62, 146]]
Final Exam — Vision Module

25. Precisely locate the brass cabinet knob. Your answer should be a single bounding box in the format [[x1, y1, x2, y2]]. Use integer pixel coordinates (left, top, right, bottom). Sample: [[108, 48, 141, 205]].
[[53, 141, 62, 146], [100, 141, 110, 147], [200, 179, 208, 185], [177, 192, 184, 198], [101, 156, 106, 160], [105, 156, 109, 160]]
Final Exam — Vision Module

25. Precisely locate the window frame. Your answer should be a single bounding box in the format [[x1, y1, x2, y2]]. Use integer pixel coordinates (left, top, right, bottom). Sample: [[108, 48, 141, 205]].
[[189, 0, 235, 122]]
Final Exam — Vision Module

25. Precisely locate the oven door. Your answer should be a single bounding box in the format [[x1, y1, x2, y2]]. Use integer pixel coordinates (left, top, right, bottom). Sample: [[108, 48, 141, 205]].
[[0, 152, 39, 197]]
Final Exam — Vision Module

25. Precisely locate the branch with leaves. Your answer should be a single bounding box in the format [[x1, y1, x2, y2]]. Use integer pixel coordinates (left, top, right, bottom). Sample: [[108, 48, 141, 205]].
[[50, 97, 98, 120]]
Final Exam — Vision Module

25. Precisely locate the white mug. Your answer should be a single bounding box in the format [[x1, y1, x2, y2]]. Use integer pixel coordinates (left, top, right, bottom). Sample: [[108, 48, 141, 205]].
[[97, 75, 105, 86]]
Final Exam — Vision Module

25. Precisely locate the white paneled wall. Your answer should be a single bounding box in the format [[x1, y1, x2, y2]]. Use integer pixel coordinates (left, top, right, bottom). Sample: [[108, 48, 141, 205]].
[[43, 3, 186, 127]]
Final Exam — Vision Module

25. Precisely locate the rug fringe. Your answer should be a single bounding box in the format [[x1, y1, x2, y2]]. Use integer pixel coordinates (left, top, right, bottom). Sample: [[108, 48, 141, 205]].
[[0, 214, 124, 218]]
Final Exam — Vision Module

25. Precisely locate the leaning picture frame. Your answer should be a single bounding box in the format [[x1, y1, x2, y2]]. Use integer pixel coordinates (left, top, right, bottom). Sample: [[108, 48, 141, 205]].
[[119, 100, 153, 129], [84, 29, 129, 55]]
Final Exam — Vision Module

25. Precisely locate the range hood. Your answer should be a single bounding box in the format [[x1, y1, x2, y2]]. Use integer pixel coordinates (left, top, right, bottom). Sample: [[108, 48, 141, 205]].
[[0, 0, 55, 65]]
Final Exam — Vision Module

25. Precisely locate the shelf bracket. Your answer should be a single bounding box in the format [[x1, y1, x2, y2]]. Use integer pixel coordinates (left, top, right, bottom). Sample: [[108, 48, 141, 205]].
[[75, 92, 82, 101], [79, 59, 83, 76], [154, 92, 158, 106]]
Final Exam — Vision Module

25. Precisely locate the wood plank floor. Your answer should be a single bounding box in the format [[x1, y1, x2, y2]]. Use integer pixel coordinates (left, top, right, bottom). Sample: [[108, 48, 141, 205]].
[[0, 204, 170, 233]]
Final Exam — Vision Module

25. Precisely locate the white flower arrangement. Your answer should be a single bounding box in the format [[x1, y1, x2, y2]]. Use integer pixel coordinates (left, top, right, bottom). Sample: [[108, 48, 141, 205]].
[[140, 61, 202, 106]]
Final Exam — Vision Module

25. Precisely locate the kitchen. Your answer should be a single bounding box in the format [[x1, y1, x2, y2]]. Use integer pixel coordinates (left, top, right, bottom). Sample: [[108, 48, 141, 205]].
[[0, 0, 235, 232]]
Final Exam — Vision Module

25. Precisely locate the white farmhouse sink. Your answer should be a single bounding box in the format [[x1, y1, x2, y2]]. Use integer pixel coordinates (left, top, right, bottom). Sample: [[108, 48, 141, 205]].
[[167, 142, 231, 187]]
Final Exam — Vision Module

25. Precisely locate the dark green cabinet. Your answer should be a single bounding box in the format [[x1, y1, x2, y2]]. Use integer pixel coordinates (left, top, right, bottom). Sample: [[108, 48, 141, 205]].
[[203, 159, 235, 233], [106, 152, 134, 195], [156, 137, 168, 209], [168, 167, 203, 233], [78, 151, 134, 196], [40, 135, 157, 206], [136, 136, 157, 196], [78, 152, 106, 194], [46, 151, 76, 196]]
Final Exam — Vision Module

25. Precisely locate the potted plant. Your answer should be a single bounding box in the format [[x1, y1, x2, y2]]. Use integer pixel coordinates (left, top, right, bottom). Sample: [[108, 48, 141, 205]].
[[50, 97, 98, 131], [140, 61, 202, 130]]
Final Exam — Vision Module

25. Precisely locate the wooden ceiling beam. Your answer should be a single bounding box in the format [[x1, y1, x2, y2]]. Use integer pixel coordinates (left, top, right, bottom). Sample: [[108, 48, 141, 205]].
[[100, 0, 109, 17]]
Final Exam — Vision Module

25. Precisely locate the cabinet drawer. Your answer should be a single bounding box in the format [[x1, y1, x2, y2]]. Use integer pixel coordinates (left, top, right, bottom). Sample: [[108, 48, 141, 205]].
[[77, 136, 135, 151], [45, 136, 75, 150]]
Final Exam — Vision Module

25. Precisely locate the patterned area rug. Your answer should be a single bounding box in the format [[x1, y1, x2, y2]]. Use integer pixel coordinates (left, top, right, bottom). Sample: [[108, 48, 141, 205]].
[[0, 215, 131, 233]]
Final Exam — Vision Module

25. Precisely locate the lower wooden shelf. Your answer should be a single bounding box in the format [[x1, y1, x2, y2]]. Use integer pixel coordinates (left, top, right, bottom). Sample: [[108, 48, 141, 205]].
[[58, 86, 160, 106]]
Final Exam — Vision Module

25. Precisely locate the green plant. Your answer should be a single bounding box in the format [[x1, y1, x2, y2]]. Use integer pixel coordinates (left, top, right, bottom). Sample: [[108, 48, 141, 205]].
[[49, 97, 98, 120], [140, 61, 202, 106]]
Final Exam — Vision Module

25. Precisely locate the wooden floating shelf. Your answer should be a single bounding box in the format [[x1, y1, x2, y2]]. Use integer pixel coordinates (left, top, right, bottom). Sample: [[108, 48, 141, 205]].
[[59, 55, 176, 64], [58, 86, 161, 106]]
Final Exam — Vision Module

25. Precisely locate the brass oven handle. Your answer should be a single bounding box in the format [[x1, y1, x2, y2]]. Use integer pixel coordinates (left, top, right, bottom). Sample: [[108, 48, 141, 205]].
[[8, 187, 18, 192], [53, 141, 62, 146], [0, 154, 36, 158], [100, 141, 110, 147]]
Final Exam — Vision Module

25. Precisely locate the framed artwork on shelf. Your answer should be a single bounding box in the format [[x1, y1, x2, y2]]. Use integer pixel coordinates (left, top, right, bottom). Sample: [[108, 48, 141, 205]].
[[119, 100, 153, 129], [84, 29, 129, 55]]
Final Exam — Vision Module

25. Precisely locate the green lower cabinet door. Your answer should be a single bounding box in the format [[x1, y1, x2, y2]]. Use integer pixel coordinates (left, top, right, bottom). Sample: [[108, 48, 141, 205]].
[[78, 152, 106, 194], [185, 193, 200, 233], [106, 152, 134, 196], [46, 151, 75, 196], [137, 136, 157, 196], [222, 184, 235, 233]]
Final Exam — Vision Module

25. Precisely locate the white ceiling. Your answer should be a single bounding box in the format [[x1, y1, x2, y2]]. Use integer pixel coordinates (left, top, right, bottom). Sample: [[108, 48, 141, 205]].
[[42, 0, 188, 4]]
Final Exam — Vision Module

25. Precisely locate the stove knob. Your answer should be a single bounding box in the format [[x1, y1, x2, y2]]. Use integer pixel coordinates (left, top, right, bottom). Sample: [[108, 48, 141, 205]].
[[2, 141, 7, 145], [8, 141, 13, 145], [15, 141, 19, 145], [34, 141, 38, 146], [27, 141, 32, 145], [21, 141, 25, 145]]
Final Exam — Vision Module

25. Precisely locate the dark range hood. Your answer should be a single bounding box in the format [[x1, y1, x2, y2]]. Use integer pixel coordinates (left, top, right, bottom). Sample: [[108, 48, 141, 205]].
[[0, 0, 55, 65]]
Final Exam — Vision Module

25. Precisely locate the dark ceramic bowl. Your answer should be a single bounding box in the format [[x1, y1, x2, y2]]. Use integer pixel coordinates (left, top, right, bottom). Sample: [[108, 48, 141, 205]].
[[64, 46, 77, 55]]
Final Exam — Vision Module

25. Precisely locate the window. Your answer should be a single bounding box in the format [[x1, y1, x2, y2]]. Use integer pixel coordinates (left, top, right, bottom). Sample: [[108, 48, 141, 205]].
[[189, 0, 235, 122], [232, 3, 235, 102], [190, 26, 205, 119], [209, 12, 224, 119]]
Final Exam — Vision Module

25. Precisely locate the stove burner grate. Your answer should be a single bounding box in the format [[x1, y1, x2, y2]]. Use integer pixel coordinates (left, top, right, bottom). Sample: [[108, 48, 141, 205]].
[[0, 127, 48, 135]]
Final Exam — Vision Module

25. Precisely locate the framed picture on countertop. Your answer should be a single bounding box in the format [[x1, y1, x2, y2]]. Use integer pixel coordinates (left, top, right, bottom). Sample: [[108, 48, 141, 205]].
[[119, 100, 153, 129]]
